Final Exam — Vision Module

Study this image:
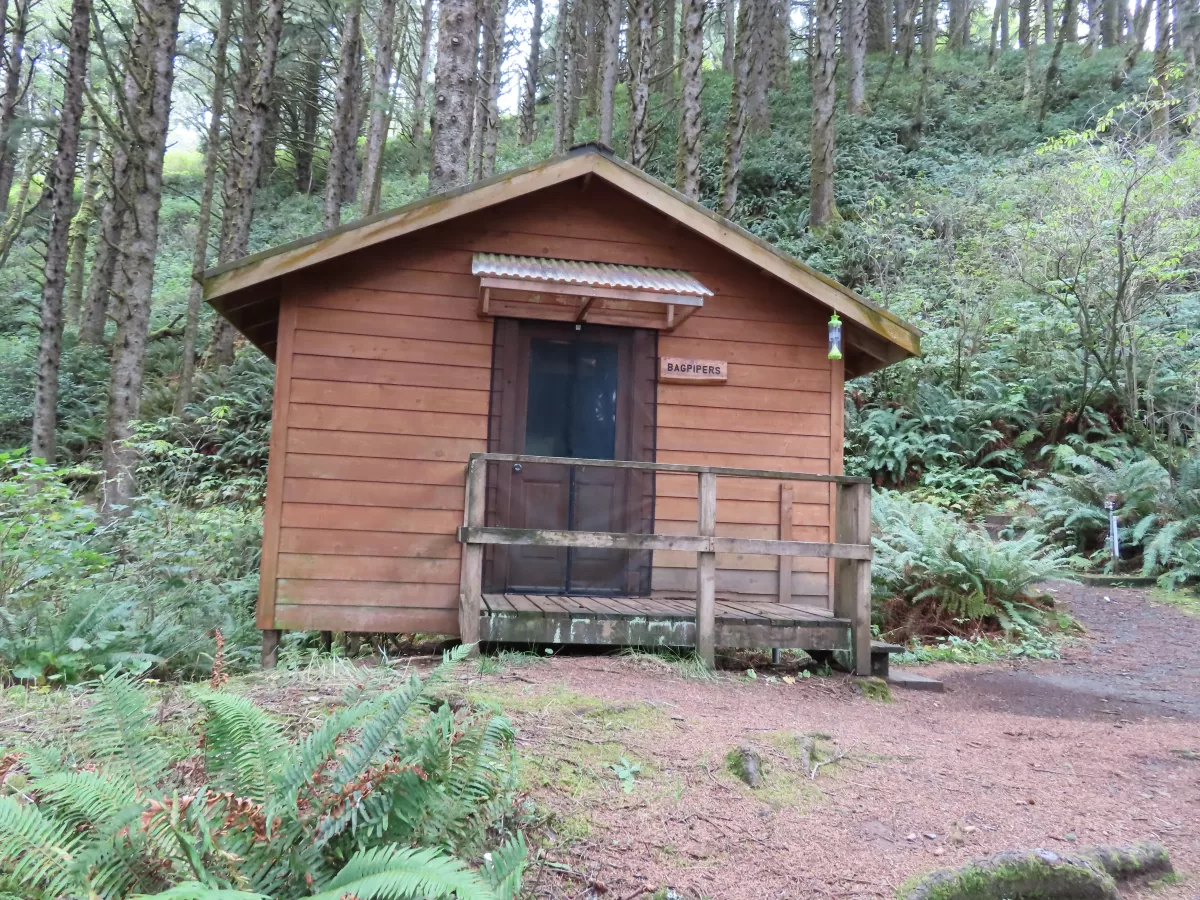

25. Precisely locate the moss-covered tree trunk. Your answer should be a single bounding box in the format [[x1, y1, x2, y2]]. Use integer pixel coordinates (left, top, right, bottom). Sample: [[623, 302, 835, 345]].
[[429, 0, 476, 191], [809, 0, 839, 227], [324, 0, 364, 228], [676, 0, 704, 197], [519, 0, 543, 144], [719, 0, 755, 214], [361, 0, 400, 215], [628, 0, 653, 167]]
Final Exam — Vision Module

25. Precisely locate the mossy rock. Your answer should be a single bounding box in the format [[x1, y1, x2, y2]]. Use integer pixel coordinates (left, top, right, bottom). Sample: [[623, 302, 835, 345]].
[[854, 676, 892, 702], [897, 843, 1172, 900]]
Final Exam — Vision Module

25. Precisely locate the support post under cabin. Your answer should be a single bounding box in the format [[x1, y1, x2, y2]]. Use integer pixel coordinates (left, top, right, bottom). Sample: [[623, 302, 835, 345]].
[[261, 628, 281, 669], [835, 481, 873, 675], [458, 455, 487, 648], [696, 471, 717, 668]]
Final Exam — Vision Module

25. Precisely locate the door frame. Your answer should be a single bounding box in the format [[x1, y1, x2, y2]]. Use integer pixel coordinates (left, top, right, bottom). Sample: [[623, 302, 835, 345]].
[[483, 317, 657, 595]]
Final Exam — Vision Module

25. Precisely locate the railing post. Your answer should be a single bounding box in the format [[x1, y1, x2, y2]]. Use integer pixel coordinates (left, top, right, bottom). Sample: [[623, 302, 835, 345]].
[[835, 481, 872, 676], [778, 485, 793, 604], [696, 471, 717, 668], [458, 456, 486, 648]]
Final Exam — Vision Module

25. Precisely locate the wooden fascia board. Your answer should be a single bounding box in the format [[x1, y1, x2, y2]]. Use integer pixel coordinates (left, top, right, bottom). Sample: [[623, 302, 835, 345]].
[[589, 155, 922, 358], [203, 153, 596, 301], [479, 275, 706, 306]]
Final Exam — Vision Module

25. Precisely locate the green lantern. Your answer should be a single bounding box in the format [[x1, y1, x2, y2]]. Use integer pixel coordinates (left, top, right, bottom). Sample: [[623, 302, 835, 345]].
[[827, 314, 843, 360]]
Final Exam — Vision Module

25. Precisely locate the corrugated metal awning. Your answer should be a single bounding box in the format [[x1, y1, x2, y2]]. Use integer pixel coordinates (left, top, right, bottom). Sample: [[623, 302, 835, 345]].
[[472, 253, 713, 297]]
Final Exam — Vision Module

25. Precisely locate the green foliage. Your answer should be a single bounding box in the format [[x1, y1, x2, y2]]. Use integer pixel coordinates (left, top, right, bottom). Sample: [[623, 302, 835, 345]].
[[894, 632, 1063, 666], [871, 490, 1072, 641], [0, 660, 525, 899], [0, 457, 261, 684]]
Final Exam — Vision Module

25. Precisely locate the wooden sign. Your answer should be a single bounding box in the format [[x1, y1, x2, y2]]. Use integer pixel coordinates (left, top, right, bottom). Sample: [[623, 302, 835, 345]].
[[659, 357, 728, 384]]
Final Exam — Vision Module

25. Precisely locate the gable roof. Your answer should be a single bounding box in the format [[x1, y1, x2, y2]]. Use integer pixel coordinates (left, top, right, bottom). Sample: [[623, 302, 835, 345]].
[[204, 144, 921, 371]]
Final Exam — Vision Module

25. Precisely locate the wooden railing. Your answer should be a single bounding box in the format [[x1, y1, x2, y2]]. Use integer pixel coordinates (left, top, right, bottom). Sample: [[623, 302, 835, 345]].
[[456, 452, 873, 673]]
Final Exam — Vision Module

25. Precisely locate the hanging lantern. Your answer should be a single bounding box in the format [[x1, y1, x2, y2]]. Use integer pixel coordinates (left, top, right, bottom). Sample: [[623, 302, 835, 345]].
[[827, 314, 843, 360]]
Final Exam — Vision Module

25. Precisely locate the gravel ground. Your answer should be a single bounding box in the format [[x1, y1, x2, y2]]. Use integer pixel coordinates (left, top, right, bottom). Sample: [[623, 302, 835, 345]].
[[478, 583, 1200, 900]]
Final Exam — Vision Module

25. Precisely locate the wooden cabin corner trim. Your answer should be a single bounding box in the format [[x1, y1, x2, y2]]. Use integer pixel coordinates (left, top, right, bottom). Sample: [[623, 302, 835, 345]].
[[256, 295, 297, 630], [828, 355, 846, 610]]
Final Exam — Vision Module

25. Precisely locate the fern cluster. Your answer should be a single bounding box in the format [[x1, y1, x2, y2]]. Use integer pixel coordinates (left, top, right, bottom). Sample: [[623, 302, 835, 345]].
[[0, 649, 524, 899], [872, 489, 1072, 641]]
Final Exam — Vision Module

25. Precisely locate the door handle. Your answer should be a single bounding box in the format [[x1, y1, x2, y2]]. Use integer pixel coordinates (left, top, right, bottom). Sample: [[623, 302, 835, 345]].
[[513, 464, 522, 472]]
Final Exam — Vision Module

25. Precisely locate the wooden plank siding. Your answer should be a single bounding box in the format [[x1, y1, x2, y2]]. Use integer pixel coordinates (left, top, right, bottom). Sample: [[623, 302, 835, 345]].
[[259, 178, 840, 634]]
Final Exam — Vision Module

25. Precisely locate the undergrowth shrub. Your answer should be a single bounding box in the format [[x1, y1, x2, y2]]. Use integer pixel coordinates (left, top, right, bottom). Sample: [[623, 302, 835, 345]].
[[0, 456, 262, 684], [0, 657, 525, 899], [871, 490, 1072, 642]]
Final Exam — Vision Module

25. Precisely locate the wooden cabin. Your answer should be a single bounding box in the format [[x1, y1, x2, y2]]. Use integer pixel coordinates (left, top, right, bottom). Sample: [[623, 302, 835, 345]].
[[204, 145, 921, 673]]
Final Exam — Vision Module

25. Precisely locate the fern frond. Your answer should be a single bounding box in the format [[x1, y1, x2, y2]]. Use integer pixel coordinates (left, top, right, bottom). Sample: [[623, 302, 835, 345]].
[[85, 671, 168, 788], [483, 832, 527, 900], [191, 689, 288, 803], [331, 674, 426, 788], [0, 796, 82, 897], [131, 883, 267, 899], [309, 845, 496, 900], [35, 770, 141, 832]]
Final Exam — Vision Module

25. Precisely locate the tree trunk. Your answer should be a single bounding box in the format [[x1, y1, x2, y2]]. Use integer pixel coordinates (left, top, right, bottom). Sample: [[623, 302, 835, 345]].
[[720, 0, 754, 214], [676, 0, 703, 197], [847, 0, 869, 112], [361, 0, 399, 215], [429, 0, 476, 191], [1039, 0, 1075, 126], [293, 35, 321, 193], [210, 0, 285, 367], [324, 0, 364, 229], [1001, 0, 1011, 46], [771, 0, 791, 90], [409, 0, 436, 142], [1044, 0, 1054, 42], [659, 0, 677, 78], [901, 0, 919, 63], [911, 0, 937, 132], [1149, 0, 1170, 141], [746, 0, 771, 133], [1112, 0, 1152, 86], [876, 0, 918, 96], [1023, 0, 1041, 99], [1082, 0, 1099, 53], [598, 0, 620, 145], [1019, 0, 1031, 45], [552, 0, 571, 152], [1183, 0, 1199, 129], [1101, 0, 1119, 44], [519, 0, 543, 144], [948, 0, 966, 47], [628, 0, 652, 167], [0, 0, 29, 215], [867, 0, 890, 48], [79, 183, 125, 344], [176, 0, 232, 415], [809, 0, 837, 228], [30, 0, 91, 463], [723, 0, 737, 68], [988, 0, 1003, 65], [101, 0, 182, 516], [65, 118, 99, 327], [480, 0, 508, 177], [566, 0, 584, 137]]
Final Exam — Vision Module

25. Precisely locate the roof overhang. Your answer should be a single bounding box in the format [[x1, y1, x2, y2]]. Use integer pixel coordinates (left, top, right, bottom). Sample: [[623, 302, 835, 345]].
[[204, 144, 921, 374]]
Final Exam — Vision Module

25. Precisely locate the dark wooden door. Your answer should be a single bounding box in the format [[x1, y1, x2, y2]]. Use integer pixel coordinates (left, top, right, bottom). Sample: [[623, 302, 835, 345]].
[[485, 320, 656, 595]]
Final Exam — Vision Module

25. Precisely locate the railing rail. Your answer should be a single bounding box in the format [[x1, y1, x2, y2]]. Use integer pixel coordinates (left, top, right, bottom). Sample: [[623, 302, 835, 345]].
[[456, 454, 872, 672]]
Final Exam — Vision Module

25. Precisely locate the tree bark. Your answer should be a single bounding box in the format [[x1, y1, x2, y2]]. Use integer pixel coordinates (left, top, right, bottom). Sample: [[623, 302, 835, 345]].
[[911, 0, 937, 132], [1023, 0, 1041, 99], [598, 0, 620, 145], [1183, 0, 1199, 129], [901, 0, 919, 63], [770, 0, 791, 90], [0, 0, 29, 215], [552, 0, 570, 152], [101, 0, 182, 515], [1112, 0, 1151, 86], [1001, 0, 1010, 46], [479, 0, 508, 178], [519, 0, 543, 144], [361, 0, 399, 215], [847, 0, 869, 112], [719, 0, 754, 214], [867, 0, 890, 48], [292, 35, 321, 193], [210, 0, 285, 367], [676, 0, 703, 197], [79, 181, 125, 344], [628, 0, 652, 167], [65, 118, 99, 327], [1101, 0, 1119, 44], [988, 0, 1004, 65], [746, 0, 771, 132], [876, 0, 918, 96], [723, 0, 737, 69], [429, 0, 476, 191], [809, 0, 837, 228], [408, 0, 436, 142], [30, 0, 91, 463], [1019, 0, 1031, 45], [176, 0, 231, 415], [324, 0, 363, 229], [659, 0, 677, 78], [1149, 0, 1170, 142], [1044, 0, 1054, 42], [1039, 0, 1075, 126]]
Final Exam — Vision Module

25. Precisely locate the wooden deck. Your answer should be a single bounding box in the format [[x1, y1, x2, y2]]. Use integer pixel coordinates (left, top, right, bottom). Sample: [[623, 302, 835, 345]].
[[480, 593, 852, 651]]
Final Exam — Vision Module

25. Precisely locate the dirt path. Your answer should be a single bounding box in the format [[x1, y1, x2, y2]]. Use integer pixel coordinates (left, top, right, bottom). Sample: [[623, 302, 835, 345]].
[[468, 583, 1200, 899]]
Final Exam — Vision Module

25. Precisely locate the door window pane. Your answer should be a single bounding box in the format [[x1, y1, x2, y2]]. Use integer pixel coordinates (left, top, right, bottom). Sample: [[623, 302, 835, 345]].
[[570, 342, 618, 460], [524, 339, 572, 456]]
